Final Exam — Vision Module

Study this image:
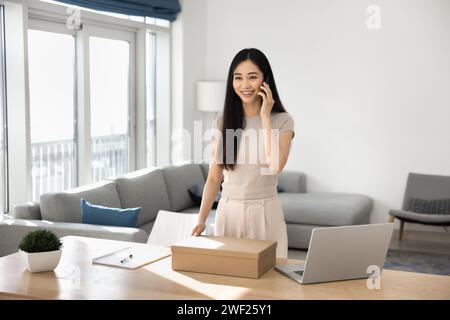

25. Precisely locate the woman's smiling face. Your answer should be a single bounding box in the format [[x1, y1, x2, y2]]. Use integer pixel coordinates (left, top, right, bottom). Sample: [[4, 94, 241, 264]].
[[232, 60, 264, 103]]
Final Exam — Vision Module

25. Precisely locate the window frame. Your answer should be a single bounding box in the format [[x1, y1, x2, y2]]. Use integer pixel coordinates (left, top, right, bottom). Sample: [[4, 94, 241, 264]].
[[146, 31, 156, 167], [0, 4, 8, 214]]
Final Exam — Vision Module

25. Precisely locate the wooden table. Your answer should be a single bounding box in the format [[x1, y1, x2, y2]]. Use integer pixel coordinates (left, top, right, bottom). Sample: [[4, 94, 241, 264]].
[[0, 236, 449, 300]]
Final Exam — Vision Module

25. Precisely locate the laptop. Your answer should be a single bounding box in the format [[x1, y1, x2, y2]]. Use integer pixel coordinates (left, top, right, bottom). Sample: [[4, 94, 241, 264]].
[[274, 223, 394, 284]]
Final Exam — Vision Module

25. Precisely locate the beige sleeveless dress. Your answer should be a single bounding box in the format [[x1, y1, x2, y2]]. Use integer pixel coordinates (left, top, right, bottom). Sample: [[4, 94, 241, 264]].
[[212, 112, 295, 258]]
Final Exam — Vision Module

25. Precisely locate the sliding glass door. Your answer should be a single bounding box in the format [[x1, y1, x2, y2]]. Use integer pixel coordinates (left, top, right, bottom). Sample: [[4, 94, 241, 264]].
[[87, 27, 134, 182], [27, 28, 76, 201]]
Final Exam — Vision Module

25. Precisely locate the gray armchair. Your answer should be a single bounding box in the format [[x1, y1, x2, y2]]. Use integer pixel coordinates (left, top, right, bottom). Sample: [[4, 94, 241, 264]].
[[389, 172, 450, 241]]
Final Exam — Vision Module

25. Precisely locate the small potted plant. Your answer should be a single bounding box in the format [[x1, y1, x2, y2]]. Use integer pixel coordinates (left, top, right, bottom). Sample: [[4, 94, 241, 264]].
[[19, 229, 63, 273]]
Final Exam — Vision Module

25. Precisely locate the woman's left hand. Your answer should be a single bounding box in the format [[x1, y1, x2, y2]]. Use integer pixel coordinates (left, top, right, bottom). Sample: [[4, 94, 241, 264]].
[[257, 82, 275, 118]]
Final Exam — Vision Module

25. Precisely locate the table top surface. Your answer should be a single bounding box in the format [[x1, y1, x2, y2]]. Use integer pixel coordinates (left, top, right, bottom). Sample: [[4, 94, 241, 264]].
[[0, 236, 449, 300]]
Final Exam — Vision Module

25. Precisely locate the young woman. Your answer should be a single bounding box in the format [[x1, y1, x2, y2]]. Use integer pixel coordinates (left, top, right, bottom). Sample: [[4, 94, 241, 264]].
[[191, 48, 295, 258]]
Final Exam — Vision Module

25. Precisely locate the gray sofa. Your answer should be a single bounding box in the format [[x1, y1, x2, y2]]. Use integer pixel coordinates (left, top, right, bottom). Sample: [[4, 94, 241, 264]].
[[0, 163, 372, 257]]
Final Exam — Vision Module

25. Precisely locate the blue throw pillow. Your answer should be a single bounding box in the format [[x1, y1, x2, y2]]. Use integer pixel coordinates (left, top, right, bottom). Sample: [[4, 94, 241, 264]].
[[81, 199, 140, 227]]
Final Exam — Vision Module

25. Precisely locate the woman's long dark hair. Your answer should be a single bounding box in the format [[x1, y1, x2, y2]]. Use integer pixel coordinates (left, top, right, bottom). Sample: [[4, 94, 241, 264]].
[[219, 48, 287, 171]]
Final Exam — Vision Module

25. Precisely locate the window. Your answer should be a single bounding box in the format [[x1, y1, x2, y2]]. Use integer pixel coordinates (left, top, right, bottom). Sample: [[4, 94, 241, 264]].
[[0, 5, 8, 213], [5, 0, 170, 206], [89, 36, 131, 181], [27, 29, 76, 201]]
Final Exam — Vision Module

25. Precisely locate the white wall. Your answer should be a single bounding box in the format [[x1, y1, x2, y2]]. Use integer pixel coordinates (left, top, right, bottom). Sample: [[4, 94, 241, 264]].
[[177, 0, 450, 232], [171, 0, 210, 164]]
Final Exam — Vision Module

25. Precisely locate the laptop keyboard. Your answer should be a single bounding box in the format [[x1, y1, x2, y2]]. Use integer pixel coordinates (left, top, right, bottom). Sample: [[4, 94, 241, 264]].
[[294, 270, 304, 277]]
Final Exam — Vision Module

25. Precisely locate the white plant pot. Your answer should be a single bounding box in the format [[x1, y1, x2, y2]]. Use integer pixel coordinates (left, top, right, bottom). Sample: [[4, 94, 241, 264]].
[[20, 249, 62, 273]]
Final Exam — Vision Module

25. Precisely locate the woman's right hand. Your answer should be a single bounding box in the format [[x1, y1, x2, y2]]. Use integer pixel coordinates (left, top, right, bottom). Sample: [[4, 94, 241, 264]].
[[191, 223, 206, 237]]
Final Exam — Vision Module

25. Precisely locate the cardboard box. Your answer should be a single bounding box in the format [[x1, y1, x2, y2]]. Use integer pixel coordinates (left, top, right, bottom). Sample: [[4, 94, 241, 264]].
[[171, 236, 276, 279]]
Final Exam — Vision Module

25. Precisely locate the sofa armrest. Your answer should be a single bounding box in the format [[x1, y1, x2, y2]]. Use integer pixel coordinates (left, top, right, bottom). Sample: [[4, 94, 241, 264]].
[[13, 202, 42, 220], [0, 219, 148, 258], [278, 171, 307, 193]]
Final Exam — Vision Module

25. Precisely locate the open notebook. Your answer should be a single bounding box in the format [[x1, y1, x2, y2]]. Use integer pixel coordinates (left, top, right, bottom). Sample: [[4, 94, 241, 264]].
[[92, 244, 171, 269]]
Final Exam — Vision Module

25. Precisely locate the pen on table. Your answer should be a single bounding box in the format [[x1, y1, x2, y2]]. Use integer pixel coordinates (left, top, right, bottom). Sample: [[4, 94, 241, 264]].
[[120, 254, 133, 263]]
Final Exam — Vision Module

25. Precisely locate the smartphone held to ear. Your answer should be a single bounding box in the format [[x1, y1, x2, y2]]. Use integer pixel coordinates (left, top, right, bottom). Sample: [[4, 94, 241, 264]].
[[259, 76, 269, 94]]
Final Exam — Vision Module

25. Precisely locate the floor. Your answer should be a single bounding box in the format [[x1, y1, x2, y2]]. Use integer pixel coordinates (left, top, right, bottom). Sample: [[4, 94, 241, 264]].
[[287, 229, 450, 261]]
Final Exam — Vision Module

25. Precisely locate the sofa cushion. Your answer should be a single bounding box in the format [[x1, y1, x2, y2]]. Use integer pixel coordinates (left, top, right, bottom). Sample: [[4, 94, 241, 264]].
[[0, 219, 148, 257], [40, 181, 122, 223], [138, 220, 155, 235], [178, 207, 202, 214], [200, 162, 209, 180], [287, 223, 322, 249], [278, 192, 372, 226], [114, 168, 171, 226], [13, 202, 41, 220], [188, 183, 221, 209], [81, 199, 140, 227], [278, 171, 306, 193], [161, 164, 206, 212]]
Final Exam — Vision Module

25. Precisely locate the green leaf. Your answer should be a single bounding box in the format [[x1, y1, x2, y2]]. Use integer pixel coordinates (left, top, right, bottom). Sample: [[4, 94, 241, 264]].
[[18, 229, 63, 253]]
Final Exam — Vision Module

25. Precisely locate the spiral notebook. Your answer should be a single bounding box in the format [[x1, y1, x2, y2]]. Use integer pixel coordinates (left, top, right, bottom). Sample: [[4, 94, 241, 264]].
[[92, 245, 171, 269]]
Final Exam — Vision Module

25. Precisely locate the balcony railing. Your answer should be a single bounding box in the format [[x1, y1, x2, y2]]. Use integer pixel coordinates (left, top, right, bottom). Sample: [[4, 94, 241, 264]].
[[92, 134, 129, 182], [31, 134, 129, 201]]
